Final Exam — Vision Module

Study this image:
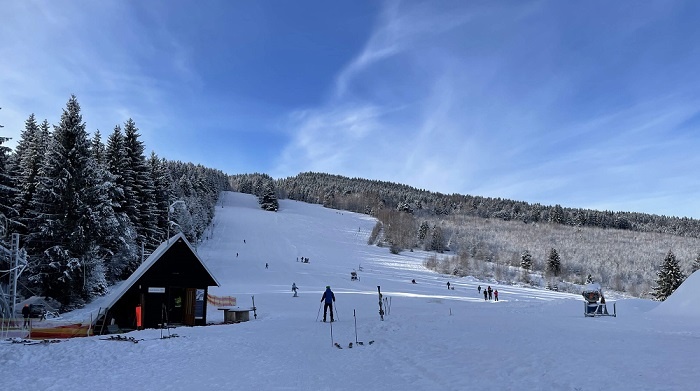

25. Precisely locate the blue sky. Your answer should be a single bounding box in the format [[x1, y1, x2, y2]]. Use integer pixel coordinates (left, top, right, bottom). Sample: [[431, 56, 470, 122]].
[[2, 1, 700, 218]]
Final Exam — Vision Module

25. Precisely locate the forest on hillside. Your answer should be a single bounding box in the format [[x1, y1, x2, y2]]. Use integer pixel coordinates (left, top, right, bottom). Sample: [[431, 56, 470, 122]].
[[231, 172, 699, 299], [0, 97, 229, 312]]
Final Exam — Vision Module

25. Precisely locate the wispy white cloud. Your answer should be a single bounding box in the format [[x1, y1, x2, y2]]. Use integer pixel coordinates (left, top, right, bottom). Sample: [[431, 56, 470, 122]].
[[0, 0, 195, 150], [276, 0, 700, 217]]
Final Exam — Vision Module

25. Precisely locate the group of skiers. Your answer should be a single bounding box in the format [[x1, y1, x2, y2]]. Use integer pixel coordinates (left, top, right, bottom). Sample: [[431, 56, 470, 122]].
[[443, 282, 500, 301], [291, 281, 500, 325], [477, 285, 498, 301]]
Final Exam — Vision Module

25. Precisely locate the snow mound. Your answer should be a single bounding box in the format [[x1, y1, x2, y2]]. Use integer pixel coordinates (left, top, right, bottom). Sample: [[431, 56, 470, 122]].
[[650, 270, 700, 318]]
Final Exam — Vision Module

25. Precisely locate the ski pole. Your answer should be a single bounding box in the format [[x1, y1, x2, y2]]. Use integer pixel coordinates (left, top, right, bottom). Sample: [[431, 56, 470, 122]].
[[330, 316, 334, 346], [334, 302, 340, 321], [316, 301, 322, 322], [353, 309, 358, 343]]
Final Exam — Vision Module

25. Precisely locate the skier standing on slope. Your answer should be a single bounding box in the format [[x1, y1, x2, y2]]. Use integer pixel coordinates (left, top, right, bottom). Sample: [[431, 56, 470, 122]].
[[321, 286, 336, 322], [292, 283, 298, 297]]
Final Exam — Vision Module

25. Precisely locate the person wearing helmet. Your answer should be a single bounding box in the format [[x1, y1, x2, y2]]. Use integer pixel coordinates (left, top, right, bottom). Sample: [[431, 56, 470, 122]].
[[320, 286, 336, 322]]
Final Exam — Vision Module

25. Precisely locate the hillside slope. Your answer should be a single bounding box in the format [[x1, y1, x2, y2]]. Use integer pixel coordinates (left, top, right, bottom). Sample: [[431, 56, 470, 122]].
[[3, 192, 699, 391]]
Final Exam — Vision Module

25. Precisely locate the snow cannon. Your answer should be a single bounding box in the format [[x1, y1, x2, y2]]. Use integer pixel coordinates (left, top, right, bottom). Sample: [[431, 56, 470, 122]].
[[582, 283, 601, 304], [582, 283, 616, 317]]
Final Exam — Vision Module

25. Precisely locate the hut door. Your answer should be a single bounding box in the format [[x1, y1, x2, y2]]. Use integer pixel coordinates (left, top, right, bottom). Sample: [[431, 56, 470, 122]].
[[184, 288, 196, 326]]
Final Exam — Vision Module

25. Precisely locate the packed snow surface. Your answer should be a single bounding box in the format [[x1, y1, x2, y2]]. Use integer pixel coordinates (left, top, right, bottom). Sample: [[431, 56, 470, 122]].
[[3, 192, 699, 390]]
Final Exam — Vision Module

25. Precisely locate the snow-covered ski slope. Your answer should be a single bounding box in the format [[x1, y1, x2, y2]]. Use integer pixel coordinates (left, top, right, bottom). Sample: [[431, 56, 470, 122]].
[[4, 192, 700, 391]]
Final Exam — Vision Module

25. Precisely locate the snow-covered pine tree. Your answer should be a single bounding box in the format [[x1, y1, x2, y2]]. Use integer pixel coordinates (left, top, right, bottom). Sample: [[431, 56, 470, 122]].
[[91, 130, 106, 167], [653, 250, 686, 301], [429, 225, 446, 253], [106, 125, 128, 215], [546, 247, 561, 277], [520, 250, 533, 271], [148, 152, 172, 243], [691, 253, 700, 275], [259, 182, 279, 211], [26, 95, 112, 306], [123, 119, 159, 250], [0, 133, 15, 240], [10, 114, 45, 234], [417, 221, 429, 242]]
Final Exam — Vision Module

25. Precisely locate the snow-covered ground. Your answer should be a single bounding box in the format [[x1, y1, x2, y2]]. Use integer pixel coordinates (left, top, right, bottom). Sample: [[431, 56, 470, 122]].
[[3, 192, 699, 391]]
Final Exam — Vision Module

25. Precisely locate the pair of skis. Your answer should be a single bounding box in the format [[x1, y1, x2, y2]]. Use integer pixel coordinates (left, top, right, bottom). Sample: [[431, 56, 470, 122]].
[[331, 308, 376, 349], [101, 335, 141, 344], [334, 340, 375, 349], [9, 338, 62, 345], [101, 334, 180, 343]]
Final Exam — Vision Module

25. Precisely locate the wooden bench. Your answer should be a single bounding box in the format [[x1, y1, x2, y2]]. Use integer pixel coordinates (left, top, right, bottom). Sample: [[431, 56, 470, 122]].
[[217, 307, 254, 323]]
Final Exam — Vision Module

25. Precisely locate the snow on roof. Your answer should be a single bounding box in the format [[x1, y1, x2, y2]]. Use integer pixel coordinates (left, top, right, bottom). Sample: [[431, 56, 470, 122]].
[[101, 232, 220, 311]]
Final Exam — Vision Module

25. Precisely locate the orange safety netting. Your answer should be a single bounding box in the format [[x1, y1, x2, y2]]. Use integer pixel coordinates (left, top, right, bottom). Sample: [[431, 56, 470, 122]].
[[207, 294, 236, 307]]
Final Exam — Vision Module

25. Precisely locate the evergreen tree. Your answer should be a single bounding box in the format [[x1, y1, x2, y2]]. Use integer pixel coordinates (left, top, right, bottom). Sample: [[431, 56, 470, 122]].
[[691, 253, 700, 275], [106, 125, 128, 216], [122, 119, 158, 249], [546, 247, 561, 277], [11, 114, 46, 233], [417, 221, 429, 241], [148, 152, 172, 243], [586, 274, 594, 284], [429, 225, 446, 253], [549, 204, 565, 224], [0, 107, 7, 251], [0, 134, 15, 238], [27, 95, 112, 306], [102, 124, 140, 280], [520, 250, 533, 271], [259, 182, 279, 211], [653, 250, 686, 301], [91, 130, 106, 168]]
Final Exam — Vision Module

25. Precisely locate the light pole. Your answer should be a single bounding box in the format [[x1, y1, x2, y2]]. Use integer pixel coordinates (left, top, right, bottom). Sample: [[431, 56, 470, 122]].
[[167, 200, 186, 244]]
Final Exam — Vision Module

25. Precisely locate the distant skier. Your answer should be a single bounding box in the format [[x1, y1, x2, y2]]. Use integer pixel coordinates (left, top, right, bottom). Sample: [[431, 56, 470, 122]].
[[265, 263, 269, 269], [478, 285, 481, 294], [411, 279, 416, 284], [321, 286, 336, 322], [494, 290, 499, 302], [292, 283, 299, 297], [22, 304, 30, 328], [487, 286, 493, 300], [600, 293, 608, 315], [483, 289, 488, 301], [446, 281, 451, 290]]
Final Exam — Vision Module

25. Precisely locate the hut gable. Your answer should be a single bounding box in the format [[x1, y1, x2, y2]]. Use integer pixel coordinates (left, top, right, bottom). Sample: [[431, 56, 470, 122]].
[[100, 233, 220, 331]]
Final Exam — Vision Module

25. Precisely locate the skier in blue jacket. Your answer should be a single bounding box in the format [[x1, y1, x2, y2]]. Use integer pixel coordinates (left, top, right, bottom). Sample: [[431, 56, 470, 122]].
[[321, 286, 336, 322]]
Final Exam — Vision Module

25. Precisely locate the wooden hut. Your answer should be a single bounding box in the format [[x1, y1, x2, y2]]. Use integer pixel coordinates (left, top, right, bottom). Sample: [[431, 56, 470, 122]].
[[98, 233, 220, 332]]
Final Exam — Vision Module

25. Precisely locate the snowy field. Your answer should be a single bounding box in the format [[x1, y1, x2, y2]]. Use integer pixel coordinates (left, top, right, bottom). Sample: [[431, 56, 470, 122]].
[[3, 191, 700, 391]]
